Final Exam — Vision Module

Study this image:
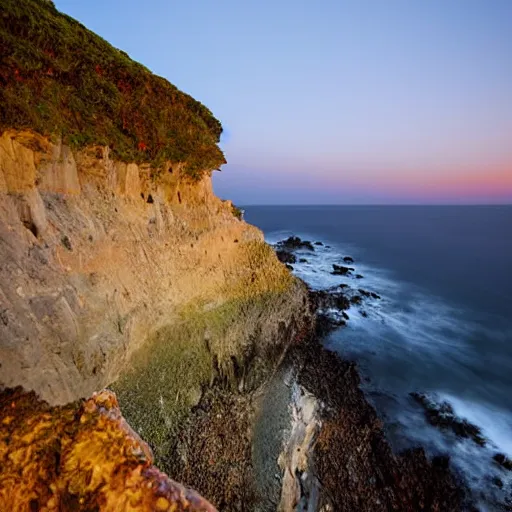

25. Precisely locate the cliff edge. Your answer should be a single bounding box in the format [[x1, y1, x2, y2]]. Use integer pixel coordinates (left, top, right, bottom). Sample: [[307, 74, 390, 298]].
[[0, 1, 311, 510]]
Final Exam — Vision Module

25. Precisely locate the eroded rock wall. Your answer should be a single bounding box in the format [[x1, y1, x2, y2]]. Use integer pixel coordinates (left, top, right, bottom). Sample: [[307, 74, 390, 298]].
[[0, 130, 307, 408]]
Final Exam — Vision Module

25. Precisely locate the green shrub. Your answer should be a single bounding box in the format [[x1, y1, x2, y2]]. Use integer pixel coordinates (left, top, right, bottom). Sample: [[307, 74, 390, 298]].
[[232, 204, 244, 220], [0, 0, 226, 178]]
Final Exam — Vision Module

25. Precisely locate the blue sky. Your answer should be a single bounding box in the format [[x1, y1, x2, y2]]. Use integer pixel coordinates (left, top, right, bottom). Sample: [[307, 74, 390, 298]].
[[55, 0, 512, 204]]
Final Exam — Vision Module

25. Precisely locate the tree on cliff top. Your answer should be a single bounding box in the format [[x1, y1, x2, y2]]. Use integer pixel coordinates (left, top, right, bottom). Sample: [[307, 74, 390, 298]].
[[0, 0, 226, 179]]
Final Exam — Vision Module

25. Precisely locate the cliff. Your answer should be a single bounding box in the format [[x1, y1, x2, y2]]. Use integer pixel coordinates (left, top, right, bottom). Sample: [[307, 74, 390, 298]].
[[1, 2, 461, 511], [0, 126, 310, 472], [0, 129, 306, 406], [0, 1, 311, 509]]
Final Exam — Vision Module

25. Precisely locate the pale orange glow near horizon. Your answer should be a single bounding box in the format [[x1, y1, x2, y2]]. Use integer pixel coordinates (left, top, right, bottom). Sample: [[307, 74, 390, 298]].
[[314, 162, 512, 199]]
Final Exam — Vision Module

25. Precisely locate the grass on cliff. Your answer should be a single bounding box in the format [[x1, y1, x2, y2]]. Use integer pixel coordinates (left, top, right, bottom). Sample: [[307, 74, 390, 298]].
[[111, 292, 293, 468], [0, 0, 225, 178]]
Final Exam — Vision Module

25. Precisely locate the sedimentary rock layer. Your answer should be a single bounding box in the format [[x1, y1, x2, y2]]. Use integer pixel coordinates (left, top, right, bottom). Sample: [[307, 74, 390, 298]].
[[0, 130, 307, 408]]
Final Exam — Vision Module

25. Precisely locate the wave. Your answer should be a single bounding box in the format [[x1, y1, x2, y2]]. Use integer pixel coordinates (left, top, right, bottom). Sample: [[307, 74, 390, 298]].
[[267, 230, 512, 511]]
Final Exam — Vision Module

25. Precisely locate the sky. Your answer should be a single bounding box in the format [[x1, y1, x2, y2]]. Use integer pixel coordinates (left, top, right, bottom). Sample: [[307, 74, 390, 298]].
[[55, 0, 512, 204]]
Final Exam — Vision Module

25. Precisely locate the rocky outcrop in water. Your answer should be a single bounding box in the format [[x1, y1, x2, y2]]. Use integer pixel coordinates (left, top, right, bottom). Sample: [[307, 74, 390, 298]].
[[276, 236, 315, 252], [331, 264, 354, 275], [275, 249, 297, 264], [493, 453, 512, 471], [410, 392, 486, 446], [294, 338, 465, 511]]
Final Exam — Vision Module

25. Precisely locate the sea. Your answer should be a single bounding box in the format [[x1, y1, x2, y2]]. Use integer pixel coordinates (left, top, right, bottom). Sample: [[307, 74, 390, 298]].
[[244, 205, 512, 511]]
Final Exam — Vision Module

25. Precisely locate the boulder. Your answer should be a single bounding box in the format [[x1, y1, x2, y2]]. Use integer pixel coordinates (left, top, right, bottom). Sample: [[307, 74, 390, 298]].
[[493, 453, 512, 471], [331, 264, 354, 276], [314, 241, 323, 246], [357, 289, 381, 300], [276, 249, 297, 264], [410, 392, 486, 447], [277, 236, 315, 251], [0, 388, 216, 512], [492, 476, 503, 488], [310, 289, 351, 312], [343, 256, 354, 264]]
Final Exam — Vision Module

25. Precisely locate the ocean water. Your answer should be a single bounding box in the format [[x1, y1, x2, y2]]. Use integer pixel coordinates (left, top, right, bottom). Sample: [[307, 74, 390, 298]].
[[244, 205, 512, 510]]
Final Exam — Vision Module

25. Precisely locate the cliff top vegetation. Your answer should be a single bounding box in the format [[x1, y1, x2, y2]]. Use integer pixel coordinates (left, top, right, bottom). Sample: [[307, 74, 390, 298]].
[[0, 0, 225, 179]]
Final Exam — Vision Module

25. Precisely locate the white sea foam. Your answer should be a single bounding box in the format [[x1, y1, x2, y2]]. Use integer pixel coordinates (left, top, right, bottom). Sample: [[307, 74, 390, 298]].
[[439, 393, 512, 457], [268, 231, 512, 510]]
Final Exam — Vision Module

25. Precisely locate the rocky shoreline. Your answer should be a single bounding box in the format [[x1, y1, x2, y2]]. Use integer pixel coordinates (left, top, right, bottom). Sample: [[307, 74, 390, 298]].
[[158, 236, 471, 511], [0, 231, 481, 511], [0, 232, 479, 512], [158, 295, 467, 511], [292, 335, 464, 511]]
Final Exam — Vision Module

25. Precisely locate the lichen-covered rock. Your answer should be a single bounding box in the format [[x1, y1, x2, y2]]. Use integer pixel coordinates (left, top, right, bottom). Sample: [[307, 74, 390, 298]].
[[0, 387, 216, 512]]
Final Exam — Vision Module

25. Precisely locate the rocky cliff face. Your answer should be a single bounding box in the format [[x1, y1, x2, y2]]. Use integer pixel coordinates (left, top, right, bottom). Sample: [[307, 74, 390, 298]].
[[0, 129, 308, 411], [0, 2, 312, 509]]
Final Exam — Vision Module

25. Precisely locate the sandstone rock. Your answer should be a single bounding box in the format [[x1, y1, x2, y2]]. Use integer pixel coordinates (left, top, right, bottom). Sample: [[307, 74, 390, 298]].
[[37, 139, 81, 195], [0, 387, 216, 512], [0, 130, 305, 408], [116, 161, 142, 199]]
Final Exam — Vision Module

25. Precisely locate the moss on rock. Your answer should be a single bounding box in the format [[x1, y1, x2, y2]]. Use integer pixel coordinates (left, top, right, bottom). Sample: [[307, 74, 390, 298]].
[[111, 279, 306, 471]]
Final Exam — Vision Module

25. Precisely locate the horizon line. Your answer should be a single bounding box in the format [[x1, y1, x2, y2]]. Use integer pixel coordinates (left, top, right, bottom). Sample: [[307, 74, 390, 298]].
[[238, 203, 512, 207]]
